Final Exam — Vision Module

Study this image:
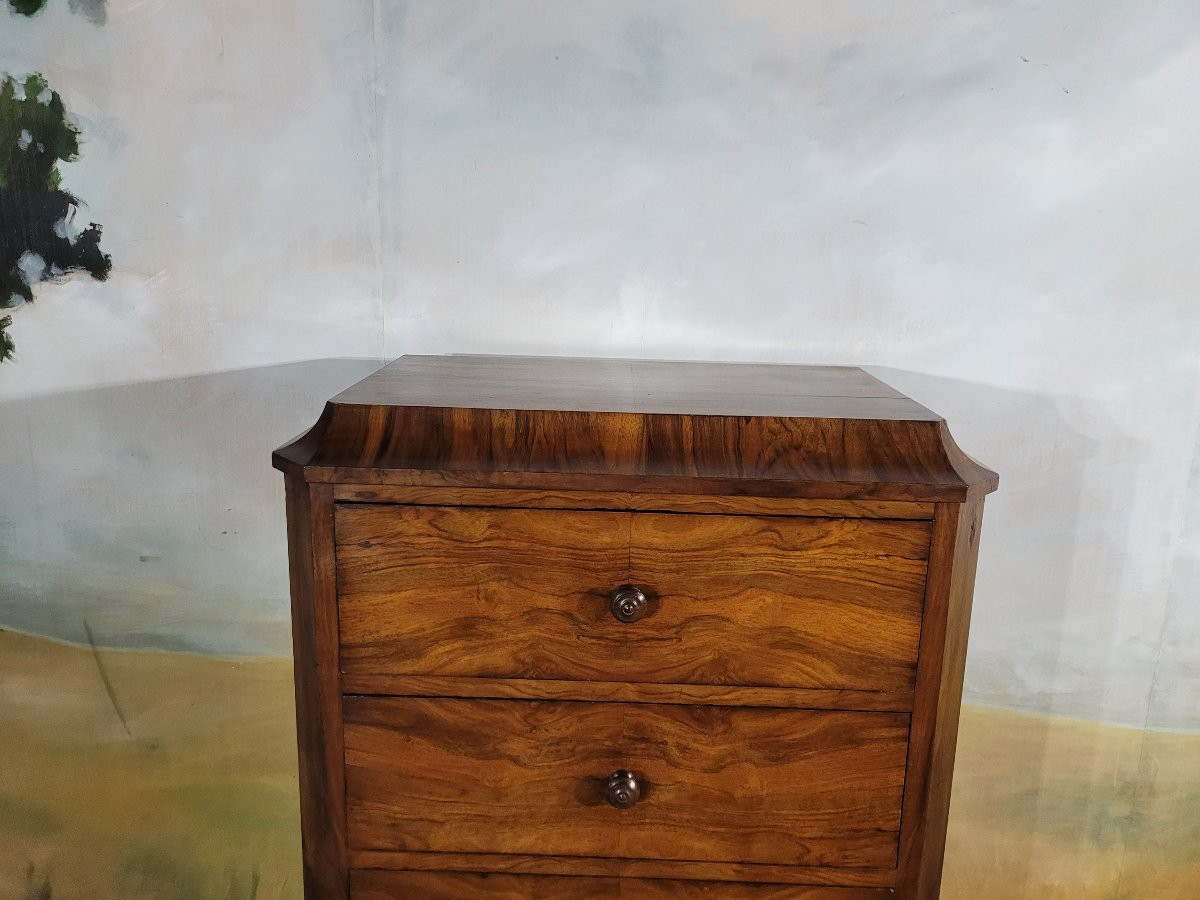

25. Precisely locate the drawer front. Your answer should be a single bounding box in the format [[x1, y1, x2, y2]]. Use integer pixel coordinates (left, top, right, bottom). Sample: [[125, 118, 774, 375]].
[[335, 504, 929, 693], [343, 697, 908, 869]]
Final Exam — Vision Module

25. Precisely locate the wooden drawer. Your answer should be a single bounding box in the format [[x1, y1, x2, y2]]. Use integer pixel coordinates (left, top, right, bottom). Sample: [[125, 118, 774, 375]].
[[335, 505, 930, 693], [343, 697, 909, 869]]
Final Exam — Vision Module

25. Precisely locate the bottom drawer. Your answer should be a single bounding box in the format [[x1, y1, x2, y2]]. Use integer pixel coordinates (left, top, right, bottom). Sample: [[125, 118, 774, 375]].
[[343, 697, 908, 869], [352, 869, 896, 898]]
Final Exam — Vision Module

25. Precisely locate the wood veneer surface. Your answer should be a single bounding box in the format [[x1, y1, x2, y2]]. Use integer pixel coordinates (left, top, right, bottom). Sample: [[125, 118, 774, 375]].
[[274, 355, 999, 899], [336, 504, 929, 693], [351, 868, 896, 898], [274, 355, 998, 502], [343, 697, 908, 869]]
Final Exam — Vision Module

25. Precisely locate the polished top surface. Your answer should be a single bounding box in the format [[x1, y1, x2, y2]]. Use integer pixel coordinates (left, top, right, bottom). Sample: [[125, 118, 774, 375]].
[[333, 355, 940, 422]]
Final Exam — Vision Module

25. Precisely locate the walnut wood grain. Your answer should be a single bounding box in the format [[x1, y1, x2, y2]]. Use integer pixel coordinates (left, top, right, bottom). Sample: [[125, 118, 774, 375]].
[[341, 674, 914, 712], [283, 480, 348, 898], [348, 851, 896, 887], [308, 465, 987, 504], [275, 355, 999, 898], [333, 356, 913, 411], [273, 356, 998, 502], [351, 868, 896, 898], [335, 504, 930, 693], [896, 500, 986, 898], [343, 697, 909, 869], [332, 484, 935, 520]]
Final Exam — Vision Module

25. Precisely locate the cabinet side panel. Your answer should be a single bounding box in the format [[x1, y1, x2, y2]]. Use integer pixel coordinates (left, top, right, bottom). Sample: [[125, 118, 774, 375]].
[[284, 479, 347, 898], [896, 499, 985, 898]]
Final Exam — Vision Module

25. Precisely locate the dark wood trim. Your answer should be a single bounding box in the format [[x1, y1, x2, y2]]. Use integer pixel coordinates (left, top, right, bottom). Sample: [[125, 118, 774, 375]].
[[284, 479, 348, 899], [348, 850, 897, 888], [331, 483, 935, 519], [285, 462, 988, 503], [341, 674, 914, 713], [351, 869, 897, 898], [895, 499, 985, 897]]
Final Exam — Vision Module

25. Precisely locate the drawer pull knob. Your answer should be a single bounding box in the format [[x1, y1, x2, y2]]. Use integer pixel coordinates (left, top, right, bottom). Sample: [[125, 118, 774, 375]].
[[609, 585, 648, 623], [604, 770, 642, 809]]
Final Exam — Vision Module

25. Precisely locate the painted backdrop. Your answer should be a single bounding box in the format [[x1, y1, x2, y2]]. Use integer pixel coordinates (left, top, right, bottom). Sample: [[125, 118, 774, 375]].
[[1, 1, 1198, 897]]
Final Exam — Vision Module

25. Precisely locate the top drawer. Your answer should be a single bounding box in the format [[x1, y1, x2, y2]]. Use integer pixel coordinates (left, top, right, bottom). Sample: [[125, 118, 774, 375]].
[[334, 504, 930, 694]]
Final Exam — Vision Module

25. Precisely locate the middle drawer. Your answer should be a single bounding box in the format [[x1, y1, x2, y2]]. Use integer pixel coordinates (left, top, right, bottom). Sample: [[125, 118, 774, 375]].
[[334, 504, 930, 693], [343, 696, 909, 868]]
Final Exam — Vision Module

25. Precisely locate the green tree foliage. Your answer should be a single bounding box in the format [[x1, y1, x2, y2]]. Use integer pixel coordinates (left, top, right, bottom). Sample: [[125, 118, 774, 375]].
[[8, 0, 49, 14], [0, 315, 13, 359], [0, 73, 110, 361], [8, 0, 107, 21]]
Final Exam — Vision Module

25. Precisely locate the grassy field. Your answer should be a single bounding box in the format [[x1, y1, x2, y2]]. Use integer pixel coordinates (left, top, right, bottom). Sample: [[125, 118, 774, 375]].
[[0, 629, 301, 899], [945, 705, 1200, 899], [0, 628, 1196, 898]]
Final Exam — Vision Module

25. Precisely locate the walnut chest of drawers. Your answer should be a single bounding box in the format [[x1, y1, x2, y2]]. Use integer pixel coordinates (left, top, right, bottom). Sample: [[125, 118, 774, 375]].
[[273, 355, 998, 899]]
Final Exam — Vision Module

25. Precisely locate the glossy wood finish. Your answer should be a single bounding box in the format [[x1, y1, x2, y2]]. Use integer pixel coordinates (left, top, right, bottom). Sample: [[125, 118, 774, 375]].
[[351, 869, 896, 898], [336, 504, 929, 692], [275, 355, 998, 899], [344, 697, 908, 868], [314, 465, 972, 503], [273, 355, 998, 502], [349, 852, 896, 888], [339, 674, 914, 712], [283, 480, 348, 898], [332, 356, 917, 413], [333, 484, 935, 520], [896, 500, 986, 897]]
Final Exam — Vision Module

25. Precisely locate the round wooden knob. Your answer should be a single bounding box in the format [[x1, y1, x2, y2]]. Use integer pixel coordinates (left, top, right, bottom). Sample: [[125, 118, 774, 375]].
[[609, 585, 648, 623], [605, 770, 642, 809]]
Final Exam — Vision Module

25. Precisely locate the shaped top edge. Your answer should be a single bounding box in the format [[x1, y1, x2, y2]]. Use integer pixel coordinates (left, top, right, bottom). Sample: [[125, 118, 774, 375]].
[[274, 355, 998, 501]]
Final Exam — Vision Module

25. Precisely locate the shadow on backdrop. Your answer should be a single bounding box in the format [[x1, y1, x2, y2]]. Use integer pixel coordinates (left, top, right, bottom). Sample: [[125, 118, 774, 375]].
[[0, 357, 384, 655]]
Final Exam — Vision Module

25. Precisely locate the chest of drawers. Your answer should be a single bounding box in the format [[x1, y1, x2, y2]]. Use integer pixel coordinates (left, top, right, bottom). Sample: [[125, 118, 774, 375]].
[[274, 355, 997, 898]]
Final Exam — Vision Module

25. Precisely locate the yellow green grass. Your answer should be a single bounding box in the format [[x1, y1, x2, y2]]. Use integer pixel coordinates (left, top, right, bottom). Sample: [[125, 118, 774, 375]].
[[0, 629, 301, 899], [945, 705, 1200, 898], [0, 629, 1196, 898]]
